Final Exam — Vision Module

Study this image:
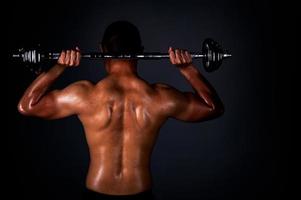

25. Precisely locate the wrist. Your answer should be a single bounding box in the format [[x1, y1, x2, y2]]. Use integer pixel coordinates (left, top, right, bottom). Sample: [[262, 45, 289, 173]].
[[56, 63, 67, 69], [48, 64, 66, 77], [179, 64, 199, 75], [55, 63, 68, 71]]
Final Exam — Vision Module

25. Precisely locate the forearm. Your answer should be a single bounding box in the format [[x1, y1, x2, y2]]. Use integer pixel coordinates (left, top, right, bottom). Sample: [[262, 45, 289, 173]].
[[179, 64, 222, 108], [18, 64, 65, 112]]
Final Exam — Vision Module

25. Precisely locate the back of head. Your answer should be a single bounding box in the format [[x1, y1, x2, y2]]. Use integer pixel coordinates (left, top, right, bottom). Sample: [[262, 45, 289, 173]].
[[101, 21, 143, 54]]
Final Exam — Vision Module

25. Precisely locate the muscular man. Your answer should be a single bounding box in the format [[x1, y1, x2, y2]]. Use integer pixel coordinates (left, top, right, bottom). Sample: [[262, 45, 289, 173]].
[[18, 21, 224, 200]]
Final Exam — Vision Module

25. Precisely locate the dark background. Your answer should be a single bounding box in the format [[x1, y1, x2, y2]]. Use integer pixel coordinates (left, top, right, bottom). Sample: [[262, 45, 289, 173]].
[[6, 0, 293, 199]]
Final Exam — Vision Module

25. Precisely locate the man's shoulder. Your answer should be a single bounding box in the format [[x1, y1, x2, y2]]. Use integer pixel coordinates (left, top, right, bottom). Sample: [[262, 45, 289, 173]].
[[70, 80, 94, 88], [151, 82, 185, 103], [65, 80, 94, 94], [151, 83, 178, 93], [152, 83, 171, 89]]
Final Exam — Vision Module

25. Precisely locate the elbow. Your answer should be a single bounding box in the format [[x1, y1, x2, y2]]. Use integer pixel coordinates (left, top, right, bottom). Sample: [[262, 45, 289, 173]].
[[214, 106, 224, 118], [191, 101, 224, 123], [17, 101, 32, 116], [205, 100, 224, 120], [211, 101, 224, 118]]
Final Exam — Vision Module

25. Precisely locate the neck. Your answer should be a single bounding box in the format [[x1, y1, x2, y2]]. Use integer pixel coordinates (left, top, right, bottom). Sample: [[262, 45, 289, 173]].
[[105, 59, 138, 76]]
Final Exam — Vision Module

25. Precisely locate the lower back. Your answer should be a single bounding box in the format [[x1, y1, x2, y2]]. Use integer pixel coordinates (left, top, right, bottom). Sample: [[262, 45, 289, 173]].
[[86, 144, 153, 195]]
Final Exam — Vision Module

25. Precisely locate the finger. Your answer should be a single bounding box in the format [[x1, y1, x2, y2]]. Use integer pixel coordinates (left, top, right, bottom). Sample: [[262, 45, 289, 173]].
[[182, 50, 191, 63], [175, 49, 181, 64], [169, 47, 176, 64], [70, 50, 76, 66], [58, 50, 66, 64], [182, 50, 188, 62], [185, 51, 192, 62], [65, 50, 71, 65], [180, 50, 186, 63], [75, 49, 81, 66]]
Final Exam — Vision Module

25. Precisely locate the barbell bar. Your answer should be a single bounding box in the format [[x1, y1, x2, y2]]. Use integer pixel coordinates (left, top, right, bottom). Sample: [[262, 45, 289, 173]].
[[10, 38, 231, 73]]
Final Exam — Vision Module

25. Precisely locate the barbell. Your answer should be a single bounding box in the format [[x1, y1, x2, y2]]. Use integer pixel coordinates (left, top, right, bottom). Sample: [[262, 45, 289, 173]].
[[10, 38, 231, 73]]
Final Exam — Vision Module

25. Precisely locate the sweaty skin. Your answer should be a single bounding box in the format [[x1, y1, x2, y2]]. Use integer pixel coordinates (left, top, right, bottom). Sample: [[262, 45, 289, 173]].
[[18, 47, 223, 195]]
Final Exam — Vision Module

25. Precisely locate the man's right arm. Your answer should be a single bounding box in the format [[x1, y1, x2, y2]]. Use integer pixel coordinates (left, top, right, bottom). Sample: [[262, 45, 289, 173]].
[[155, 48, 224, 122], [17, 47, 92, 119]]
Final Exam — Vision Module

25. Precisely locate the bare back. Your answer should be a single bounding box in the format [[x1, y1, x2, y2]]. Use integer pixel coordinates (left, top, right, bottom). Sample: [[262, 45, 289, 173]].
[[79, 75, 166, 195], [18, 50, 223, 196]]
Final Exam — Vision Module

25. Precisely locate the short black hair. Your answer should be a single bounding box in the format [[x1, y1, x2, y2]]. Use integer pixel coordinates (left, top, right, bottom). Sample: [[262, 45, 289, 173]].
[[101, 21, 143, 54]]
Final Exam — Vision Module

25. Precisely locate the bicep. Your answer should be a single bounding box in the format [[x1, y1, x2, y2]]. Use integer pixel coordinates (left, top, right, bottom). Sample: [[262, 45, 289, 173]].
[[157, 84, 214, 122], [28, 81, 91, 119], [30, 90, 76, 119], [170, 92, 214, 122]]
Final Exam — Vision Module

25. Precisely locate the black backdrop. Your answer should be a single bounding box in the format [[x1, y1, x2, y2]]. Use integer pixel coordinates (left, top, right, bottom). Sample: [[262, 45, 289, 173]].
[[6, 0, 293, 200]]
